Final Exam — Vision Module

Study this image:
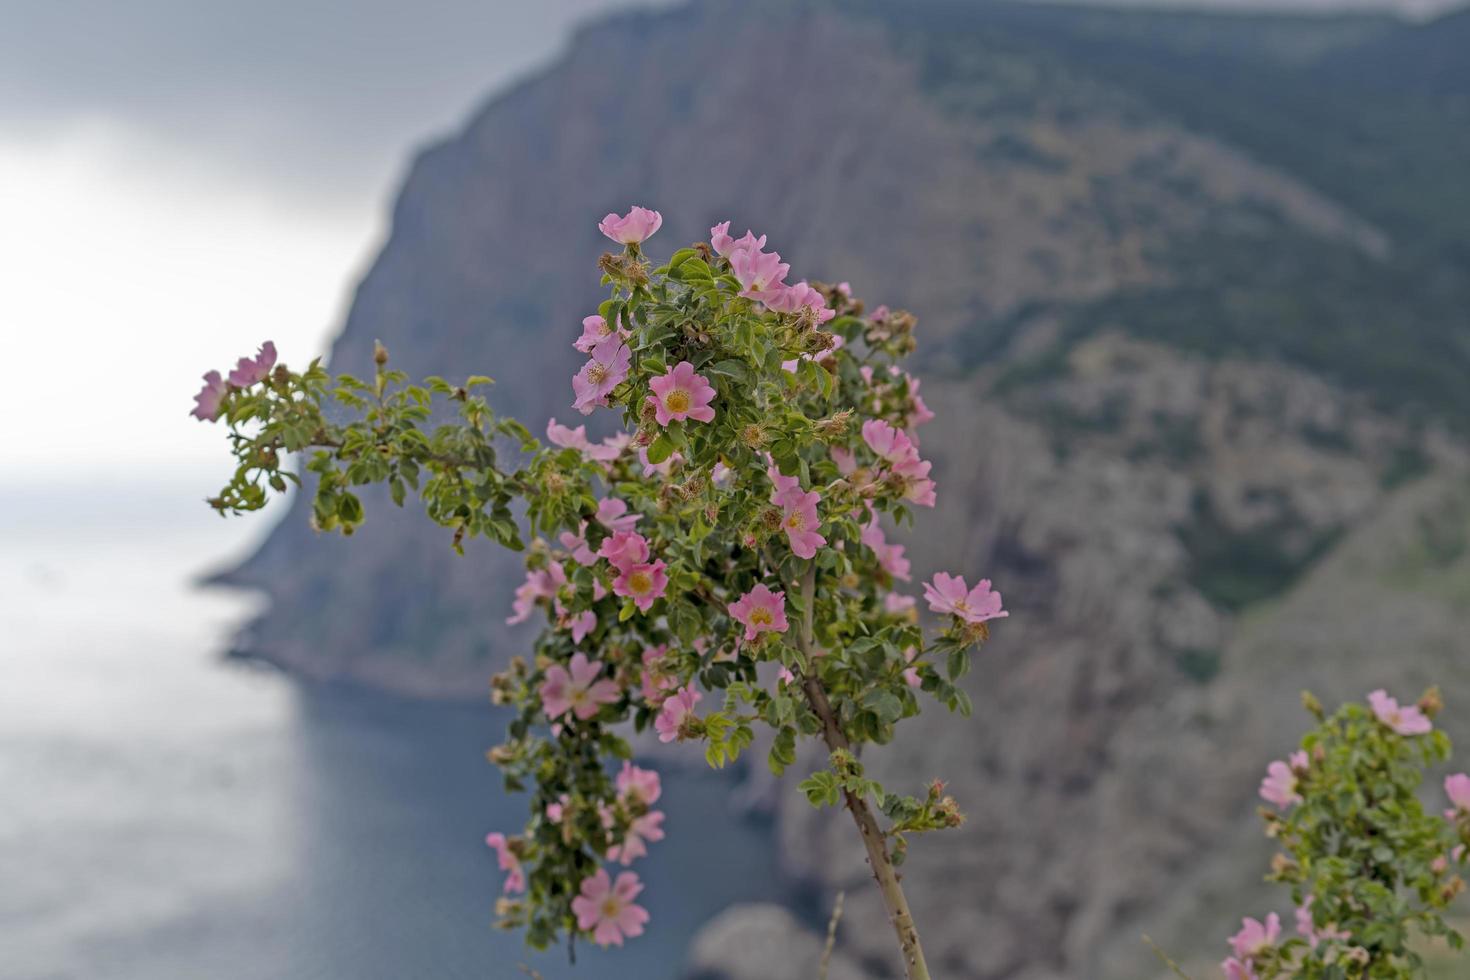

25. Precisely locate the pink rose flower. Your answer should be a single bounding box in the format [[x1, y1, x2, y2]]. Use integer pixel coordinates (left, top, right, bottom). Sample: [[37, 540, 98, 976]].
[[709, 221, 766, 258], [572, 337, 632, 415], [559, 607, 596, 644], [647, 361, 716, 425], [765, 280, 835, 323], [613, 560, 668, 612], [506, 563, 567, 624], [574, 314, 626, 354], [728, 584, 789, 642], [558, 527, 599, 566], [598, 206, 662, 245], [616, 761, 662, 807], [545, 794, 570, 824], [596, 497, 641, 533], [772, 485, 826, 559], [894, 455, 938, 507], [190, 370, 228, 421], [903, 373, 936, 428], [571, 868, 649, 947], [1229, 913, 1281, 960], [1221, 958, 1257, 980], [885, 593, 917, 615], [640, 651, 675, 706], [1295, 895, 1350, 949], [860, 519, 911, 581], [484, 832, 525, 894], [608, 811, 665, 865], [922, 573, 1007, 625], [227, 341, 277, 387], [830, 446, 857, 475], [1368, 688, 1433, 735], [545, 418, 622, 463], [638, 446, 682, 477], [902, 646, 921, 688], [539, 652, 620, 721], [598, 530, 650, 572], [1259, 760, 1300, 808], [1446, 773, 1470, 817], [654, 684, 703, 743], [861, 419, 917, 465], [766, 457, 802, 493], [729, 244, 789, 304]]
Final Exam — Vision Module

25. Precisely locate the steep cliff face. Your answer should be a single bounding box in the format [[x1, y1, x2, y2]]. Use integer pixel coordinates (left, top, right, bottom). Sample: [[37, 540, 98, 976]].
[[215, 1, 1470, 975]]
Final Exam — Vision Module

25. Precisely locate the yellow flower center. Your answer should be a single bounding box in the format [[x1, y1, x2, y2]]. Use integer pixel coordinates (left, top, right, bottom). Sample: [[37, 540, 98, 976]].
[[750, 608, 773, 626], [664, 389, 690, 414], [601, 898, 621, 918], [628, 570, 653, 594], [785, 513, 805, 531], [587, 362, 609, 385]]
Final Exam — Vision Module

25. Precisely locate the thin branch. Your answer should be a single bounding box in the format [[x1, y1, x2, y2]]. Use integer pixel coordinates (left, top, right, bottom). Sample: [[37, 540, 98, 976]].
[[818, 890, 845, 980]]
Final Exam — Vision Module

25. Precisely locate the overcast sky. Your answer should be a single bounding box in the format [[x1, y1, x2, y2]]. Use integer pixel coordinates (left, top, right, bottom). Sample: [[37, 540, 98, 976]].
[[0, 0, 1456, 488], [0, 0, 666, 489]]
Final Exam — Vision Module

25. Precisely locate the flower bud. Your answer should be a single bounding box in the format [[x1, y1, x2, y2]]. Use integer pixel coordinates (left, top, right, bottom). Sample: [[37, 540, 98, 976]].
[[1301, 690, 1325, 720], [373, 340, 389, 366], [1419, 686, 1444, 718]]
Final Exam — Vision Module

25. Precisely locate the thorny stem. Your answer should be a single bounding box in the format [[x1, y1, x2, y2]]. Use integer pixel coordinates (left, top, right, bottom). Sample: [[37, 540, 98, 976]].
[[794, 563, 932, 980]]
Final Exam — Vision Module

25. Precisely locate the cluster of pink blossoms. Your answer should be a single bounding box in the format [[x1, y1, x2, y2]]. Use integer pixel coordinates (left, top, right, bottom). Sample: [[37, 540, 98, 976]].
[[861, 419, 937, 508], [1238, 690, 1466, 976], [189, 341, 277, 421], [710, 220, 834, 323], [488, 760, 664, 947], [1221, 901, 1354, 978], [489, 206, 1010, 951]]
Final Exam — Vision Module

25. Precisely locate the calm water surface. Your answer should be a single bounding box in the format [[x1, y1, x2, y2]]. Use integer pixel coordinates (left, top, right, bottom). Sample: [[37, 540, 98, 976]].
[[0, 483, 779, 979]]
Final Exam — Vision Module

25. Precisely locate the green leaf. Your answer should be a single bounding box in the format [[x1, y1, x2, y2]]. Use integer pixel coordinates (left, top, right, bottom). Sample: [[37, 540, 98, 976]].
[[645, 434, 674, 465]]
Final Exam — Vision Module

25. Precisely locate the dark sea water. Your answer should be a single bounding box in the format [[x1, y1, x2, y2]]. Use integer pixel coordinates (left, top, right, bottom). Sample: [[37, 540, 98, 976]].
[[0, 483, 780, 980]]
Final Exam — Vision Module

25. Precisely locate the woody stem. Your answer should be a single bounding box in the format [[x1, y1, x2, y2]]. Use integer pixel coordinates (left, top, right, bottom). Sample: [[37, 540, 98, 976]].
[[794, 562, 931, 980]]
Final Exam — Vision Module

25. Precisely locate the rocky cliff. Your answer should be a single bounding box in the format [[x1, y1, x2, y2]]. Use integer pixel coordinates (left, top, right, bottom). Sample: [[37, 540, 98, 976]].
[[214, 1, 1470, 975]]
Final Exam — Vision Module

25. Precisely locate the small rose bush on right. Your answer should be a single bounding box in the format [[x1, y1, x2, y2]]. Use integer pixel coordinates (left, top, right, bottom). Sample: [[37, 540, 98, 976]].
[[1216, 687, 1470, 978]]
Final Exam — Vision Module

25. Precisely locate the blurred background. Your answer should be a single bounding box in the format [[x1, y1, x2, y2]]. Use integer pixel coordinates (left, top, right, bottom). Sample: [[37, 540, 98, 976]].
[[3, 0, 1468, 977]]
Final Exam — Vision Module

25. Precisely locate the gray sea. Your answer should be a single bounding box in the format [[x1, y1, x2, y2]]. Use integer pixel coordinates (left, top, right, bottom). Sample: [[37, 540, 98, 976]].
[[0, 481, 779, 979]]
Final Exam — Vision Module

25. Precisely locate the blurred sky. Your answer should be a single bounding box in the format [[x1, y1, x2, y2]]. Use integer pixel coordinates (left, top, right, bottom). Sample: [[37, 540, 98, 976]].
[[0, 0, 1457, 489], [0, 0, 663, 488]]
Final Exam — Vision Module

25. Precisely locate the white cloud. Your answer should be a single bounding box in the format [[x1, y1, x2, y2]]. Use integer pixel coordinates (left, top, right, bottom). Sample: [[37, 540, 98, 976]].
[[0, 124, 374, 480]]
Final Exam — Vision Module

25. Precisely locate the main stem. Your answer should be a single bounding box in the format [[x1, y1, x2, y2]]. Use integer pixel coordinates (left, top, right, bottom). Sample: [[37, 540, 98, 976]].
[[795, 564, 932, 980]]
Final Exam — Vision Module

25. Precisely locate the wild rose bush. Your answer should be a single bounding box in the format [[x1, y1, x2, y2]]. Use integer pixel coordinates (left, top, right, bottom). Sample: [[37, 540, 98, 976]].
[[1215, 688, 1470, 979], [193, 207, 1003, 978]]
